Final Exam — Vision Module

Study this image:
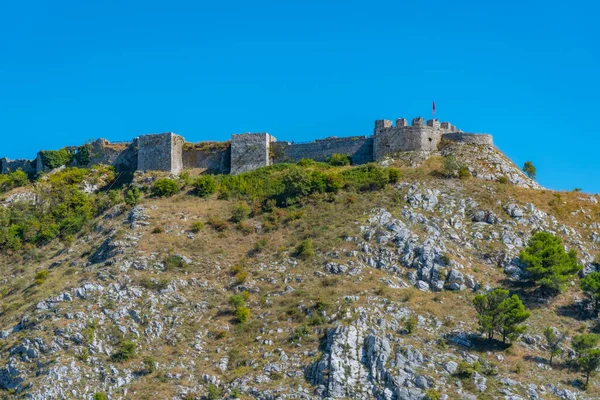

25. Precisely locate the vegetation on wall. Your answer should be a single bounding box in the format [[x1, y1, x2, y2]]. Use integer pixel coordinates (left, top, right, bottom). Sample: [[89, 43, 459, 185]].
[[40, 148, 74, 170]]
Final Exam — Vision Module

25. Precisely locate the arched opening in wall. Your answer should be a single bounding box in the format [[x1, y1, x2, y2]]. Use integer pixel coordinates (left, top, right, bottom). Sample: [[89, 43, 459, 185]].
[[428, 138, 432, 142]]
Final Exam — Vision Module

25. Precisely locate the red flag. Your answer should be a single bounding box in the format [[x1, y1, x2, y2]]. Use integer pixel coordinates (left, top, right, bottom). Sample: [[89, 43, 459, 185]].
[[432, 101, 436, 117]]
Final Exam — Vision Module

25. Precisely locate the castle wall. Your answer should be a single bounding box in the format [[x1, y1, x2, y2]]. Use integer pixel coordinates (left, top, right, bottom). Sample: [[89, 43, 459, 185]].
[[374, 125, 442, 160], [138, 133, 184, 174], [1, 158, 36, 176], [182, 143, 231, 174], [230, 133, 275, 175], [271, 136, 373, 164], [442, 132, 493, 146], [64, 139, 139, 172]]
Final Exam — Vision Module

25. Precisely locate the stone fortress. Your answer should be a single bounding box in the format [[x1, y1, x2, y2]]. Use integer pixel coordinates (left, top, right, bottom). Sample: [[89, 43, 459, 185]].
[[1, 117, 493, 176]]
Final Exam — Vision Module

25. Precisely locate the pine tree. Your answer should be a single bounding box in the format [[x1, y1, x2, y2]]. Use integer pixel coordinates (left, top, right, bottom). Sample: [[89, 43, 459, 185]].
[[581, 272, 600, 315], [473, 289, 530, 343], [578, 349, 600, 386], [523, 161, 537, 180], [572, 334, 600, 359], [518, 232, 582, 295], [543, 327, 565, 366]]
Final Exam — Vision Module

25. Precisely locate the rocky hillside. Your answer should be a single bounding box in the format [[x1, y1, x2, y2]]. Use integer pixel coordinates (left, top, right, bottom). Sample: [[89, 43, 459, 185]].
[[1, 143, 599, 400]]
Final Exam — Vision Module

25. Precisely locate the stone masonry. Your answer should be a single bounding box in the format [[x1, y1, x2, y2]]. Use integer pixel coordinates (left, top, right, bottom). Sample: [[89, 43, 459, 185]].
[[1, 117, 494, 176], [138, 133, 184, 174]]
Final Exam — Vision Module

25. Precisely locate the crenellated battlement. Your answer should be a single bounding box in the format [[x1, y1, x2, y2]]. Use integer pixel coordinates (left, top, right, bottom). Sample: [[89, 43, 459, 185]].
[[0, 115, 494, 176]]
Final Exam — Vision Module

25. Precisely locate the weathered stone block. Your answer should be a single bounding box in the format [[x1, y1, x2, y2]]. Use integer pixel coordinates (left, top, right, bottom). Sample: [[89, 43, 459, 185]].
[[138, 133, 184, 174], [230, 133, 276, 175]]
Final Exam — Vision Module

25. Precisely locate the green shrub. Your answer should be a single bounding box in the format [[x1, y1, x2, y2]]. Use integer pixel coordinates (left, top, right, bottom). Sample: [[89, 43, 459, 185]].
[[458, 166, 471, 179], [151, 178, 179, 197], [424, 389, 442, 400], [388, 168, 401, 184], [191, 221, 204, 232], [295, 238, 313, 260], [178, 170, 191, 186], [235, 306, 250, 323], [289, 325, 310, 342], [442, 154, 462, 178], [111, 340, 136, 362], [193, 175, 217, 198], [404, 315, 418, 334], [93, 393, 108, 400], [124, 187, 141, 206], [163, 255, 186, 271], [456, 361, 481, 379], [228, 294, 245, 307], [151, 226, 163, 234], [143, 356, 156, 374], [497, 176, 509, 184], [328, 153, 351, 166], [341, 164, 389, 192], [34, 270, 49, 285], [206, 384, 221, 400], [0, 169, 29, 194], [208, 216, 228, 231], [231, 202, 251, 222]]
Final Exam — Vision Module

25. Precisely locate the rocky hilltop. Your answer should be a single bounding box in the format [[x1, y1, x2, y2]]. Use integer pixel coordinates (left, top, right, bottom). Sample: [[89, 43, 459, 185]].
[[1, 141, 599, 400]]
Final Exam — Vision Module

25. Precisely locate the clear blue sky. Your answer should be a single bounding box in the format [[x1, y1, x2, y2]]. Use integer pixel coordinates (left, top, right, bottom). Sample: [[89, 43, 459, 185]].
[[1, 1, 598, 192]]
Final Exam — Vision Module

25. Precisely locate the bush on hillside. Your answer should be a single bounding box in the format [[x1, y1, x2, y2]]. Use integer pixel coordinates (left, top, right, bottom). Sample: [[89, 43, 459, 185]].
[[328, 153, 351, 166], [0, 169, 29, 194], [151, 178, 179, 197], [193, 175, 217, 197]]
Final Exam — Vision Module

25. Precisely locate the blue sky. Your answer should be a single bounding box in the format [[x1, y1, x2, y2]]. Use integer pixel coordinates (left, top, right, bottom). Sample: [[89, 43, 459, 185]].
[[1, 1, 598, 192]]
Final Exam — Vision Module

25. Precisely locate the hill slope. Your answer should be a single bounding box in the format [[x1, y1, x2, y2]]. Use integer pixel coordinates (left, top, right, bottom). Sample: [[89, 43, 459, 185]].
[[1, 144, 599, 400]]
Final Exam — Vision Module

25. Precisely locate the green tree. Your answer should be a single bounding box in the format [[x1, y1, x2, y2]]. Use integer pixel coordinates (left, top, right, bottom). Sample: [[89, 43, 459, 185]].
[[581, 272, 600, 315], [543, 327, 565, 366], [523, 161, 537, 180], [473, 288, 529, 343], [572, 334, 600, 359], [518, 232, 582, 295], [578, 349, 600, 386], [497, 294, 530, 343]]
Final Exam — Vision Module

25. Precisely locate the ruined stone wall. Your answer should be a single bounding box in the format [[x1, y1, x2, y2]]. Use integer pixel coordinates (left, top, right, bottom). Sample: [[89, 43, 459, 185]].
[[182, 143, 231, 174], [271, 136, 374, 165], [442, 132, 493, 146], [1, 158, 36, 176], [138, 133, 184, 174], [70, 139, 139, 172], [230, 133, 275, 175]]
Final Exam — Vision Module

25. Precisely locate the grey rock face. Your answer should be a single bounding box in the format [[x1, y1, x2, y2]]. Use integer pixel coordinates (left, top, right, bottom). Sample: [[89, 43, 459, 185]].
[[0, 358, 24, 391], [307, 316, 427, 400]]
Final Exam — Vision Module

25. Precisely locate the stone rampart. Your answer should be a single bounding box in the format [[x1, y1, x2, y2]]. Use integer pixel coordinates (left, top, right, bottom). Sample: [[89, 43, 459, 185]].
[[442, 132, 493, 146], [87, 139, 138, 171], [1, 116, 495, 177], [138, 133, 184, 174], [1, 158, 36, 175], [230, 133, 275, 175], [182, 142, 231, 174], [272, 136, 374, 164]]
